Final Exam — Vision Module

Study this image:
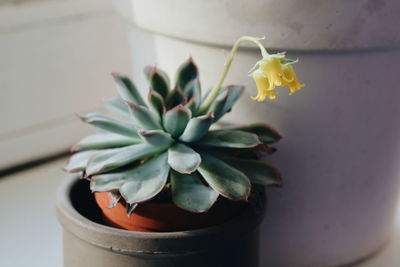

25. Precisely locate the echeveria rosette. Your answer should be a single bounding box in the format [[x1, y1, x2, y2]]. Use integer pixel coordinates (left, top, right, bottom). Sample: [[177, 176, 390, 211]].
[[64, 58, 283, 214]]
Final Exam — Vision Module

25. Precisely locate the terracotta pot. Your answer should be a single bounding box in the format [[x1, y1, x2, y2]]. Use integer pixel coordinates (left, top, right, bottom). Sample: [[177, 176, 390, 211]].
[[56, 177, 266, 267], [94, 192, 246, 232]]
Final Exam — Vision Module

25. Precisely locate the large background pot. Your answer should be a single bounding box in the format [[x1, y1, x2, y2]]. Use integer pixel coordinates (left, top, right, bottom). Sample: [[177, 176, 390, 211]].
[[56, 178, 265, 267], [122, 0, 400, 266]]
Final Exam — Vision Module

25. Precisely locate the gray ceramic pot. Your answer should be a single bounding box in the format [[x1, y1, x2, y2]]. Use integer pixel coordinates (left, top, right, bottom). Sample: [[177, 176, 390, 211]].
[[56, 177, 266, 267]]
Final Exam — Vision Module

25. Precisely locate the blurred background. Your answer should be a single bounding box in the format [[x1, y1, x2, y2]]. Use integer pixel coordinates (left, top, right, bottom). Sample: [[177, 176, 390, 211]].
[[0, 0, 151, 169], [0, 0, 147, 266], [1, 0, 400, 266]]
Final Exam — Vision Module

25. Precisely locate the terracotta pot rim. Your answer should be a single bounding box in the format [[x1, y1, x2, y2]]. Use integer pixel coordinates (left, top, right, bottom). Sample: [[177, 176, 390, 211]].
[[56, 176, 266, 255]]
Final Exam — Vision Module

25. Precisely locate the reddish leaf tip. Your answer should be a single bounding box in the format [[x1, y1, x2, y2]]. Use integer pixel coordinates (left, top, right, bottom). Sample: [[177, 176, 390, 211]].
[[111, 72, 120, 78], [75, 113, 85, 122], [124, 100, 135, 107]]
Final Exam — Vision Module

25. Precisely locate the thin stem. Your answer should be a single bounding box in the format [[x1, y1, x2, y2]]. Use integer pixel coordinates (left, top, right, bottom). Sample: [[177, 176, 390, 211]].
[[198, 36, 268, 114]]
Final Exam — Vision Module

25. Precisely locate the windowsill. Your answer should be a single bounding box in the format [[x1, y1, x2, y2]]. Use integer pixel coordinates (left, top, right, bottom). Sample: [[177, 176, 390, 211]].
[[0, 157, 399, 266]]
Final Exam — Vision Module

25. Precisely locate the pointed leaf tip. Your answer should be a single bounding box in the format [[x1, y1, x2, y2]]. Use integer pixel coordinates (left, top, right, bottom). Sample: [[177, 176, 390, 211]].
[[176, 58, 199, 91], [108, 191, 122, 209], [163, 104, 192, 137], [103, 97, 131, 120], [149, 68, 170, 99], [165, 85, 187, 109], [71, 133, 141, 152], [64, 150, 100, 173], [78, 113, 139, 138], [211, 85, 244, 122], [148, 89, 165, 118], [113, 74, 147, 107], [125, 100, 162, 130], [179, 112, 214, 142], [183, 78, 201, 111], [138, 129, 174, 148], [184, 96, 197, 115]]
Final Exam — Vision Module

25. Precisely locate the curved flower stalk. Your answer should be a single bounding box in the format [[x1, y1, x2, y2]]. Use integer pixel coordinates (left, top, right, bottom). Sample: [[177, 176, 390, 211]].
[[199, 36, 304, 112]]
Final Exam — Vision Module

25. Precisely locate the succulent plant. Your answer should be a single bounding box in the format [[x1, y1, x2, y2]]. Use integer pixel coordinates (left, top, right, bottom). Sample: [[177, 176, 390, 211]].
[[64, 58, 282, 213]]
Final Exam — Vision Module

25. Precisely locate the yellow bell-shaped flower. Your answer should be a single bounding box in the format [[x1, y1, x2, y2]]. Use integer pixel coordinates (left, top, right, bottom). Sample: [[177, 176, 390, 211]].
[[251, 70, 280, 102], [250, 53, 304, 101], [282, 64, 304, 95], [259, 53, 287, 87]]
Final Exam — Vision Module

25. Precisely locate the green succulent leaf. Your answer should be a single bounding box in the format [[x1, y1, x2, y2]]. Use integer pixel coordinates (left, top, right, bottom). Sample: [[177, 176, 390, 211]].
[[125, 101, 162, 130], [228, 123, 282, 144], [72, 133, 141, 152], [108, 191, 121, 208], [148, 69, 170, 99], [79, 113, 139, 137], [183, 78, 201, 110], [184, 96, 197, 115], [119, 152, 169, 204], [86, 143, 162, 175], [91, 152, 169, 202], [126, 203, 138, 216], [168, 143, 201, 174], [171, 171, 218, 213], [198, 130, 261, 148], [145, 66, 170, 93], [144, 66, 170, 84], [179, 112, 214, 142], [197, 152, 250, 201], [138, 129, 174, 148], [208, 90, 229, 121], [220, 156, 282, 187], [176, 57, 198, 90], [64, 150, 100, 173], [148, 89, 165, 118], [90, 172, 126, 192], [112, 73, 147, 107], [165, 86, 187, 109], [103, 97, 131, 120], [212, 85, 244, 122], [163, 104, 192, 137]]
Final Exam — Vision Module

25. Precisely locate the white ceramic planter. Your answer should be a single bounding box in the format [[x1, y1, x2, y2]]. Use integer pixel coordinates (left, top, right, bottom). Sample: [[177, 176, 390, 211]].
[[123, 1, 400, 266]]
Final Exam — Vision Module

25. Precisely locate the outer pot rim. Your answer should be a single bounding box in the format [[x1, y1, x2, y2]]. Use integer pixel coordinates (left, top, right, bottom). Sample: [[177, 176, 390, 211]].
[[56, 176, 266, 256], [128, 0, 400, 51]]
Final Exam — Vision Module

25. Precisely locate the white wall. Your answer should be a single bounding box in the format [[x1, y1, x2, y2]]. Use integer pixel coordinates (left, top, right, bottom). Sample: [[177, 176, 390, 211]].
[[0, 0, 132, 169]]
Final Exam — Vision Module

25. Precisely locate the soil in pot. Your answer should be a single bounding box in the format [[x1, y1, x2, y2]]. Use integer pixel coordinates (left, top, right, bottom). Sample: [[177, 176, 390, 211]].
[[94, 189, 248, 232]]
